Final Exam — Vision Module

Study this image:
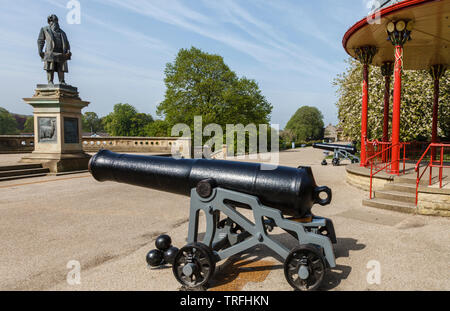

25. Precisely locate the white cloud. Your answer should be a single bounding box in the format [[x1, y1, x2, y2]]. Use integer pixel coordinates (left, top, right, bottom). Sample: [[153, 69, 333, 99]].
[[95, 0, 340, 79]]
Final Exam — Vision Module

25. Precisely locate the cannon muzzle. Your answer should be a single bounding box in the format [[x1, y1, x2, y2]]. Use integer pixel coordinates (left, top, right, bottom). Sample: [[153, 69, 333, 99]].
[[89, 150, 331, 217]]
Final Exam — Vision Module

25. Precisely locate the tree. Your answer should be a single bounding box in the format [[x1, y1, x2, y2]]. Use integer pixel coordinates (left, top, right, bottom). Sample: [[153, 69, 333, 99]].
[[23, 117, 34, 133], [102, 103, 153, 136], [82, 112, 103, 134], [157, 47, 272, 136], [334, 58, 450, 142], [129, 113, 154, 137], [279, 129, 296, 149], [285, 106, 324, 142], [280, 129, 296, 143], [145, 119, 170, 137], [0, 107, 19, 135], [441, 103, 450, 139]]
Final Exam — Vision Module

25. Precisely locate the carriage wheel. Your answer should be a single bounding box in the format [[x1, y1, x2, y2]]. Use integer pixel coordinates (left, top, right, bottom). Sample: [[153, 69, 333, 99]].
[[284, 244, 326, 291], [172, 243, 216, 288]]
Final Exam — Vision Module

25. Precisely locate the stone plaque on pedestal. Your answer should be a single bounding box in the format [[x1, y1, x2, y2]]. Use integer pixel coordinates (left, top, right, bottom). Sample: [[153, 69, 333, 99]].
[[20, 84, 91, 173], [63, 117, 79, 144], [38, 117, 57, 143]]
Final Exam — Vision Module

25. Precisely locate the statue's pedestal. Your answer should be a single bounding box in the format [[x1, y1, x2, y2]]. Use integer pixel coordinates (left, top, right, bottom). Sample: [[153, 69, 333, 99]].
[[20, 84, 91, 173]]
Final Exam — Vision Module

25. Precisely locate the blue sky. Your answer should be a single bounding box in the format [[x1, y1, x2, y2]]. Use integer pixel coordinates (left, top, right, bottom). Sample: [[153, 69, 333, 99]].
[[0, 0, 372, 129]]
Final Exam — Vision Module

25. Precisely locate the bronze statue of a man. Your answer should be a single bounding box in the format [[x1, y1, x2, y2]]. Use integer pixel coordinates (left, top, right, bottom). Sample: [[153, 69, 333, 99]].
[[38, 14, 71, 85]]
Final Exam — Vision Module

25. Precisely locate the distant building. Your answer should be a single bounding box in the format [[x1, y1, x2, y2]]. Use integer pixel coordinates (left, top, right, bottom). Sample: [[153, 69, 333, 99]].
[[324, 124, 342, 142]]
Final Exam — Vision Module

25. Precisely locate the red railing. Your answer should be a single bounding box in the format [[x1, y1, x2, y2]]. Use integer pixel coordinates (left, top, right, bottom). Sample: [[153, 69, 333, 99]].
[[365, 140, 429, 163], [367, 142, 407, 199], [404, 141, 430, 161], [365, 140, 408, 171], [366, 140, 392, 163], [414, 143, 450, 205]]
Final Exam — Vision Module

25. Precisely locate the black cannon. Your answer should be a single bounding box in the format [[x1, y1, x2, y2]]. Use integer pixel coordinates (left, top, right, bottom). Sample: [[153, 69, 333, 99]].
[[89, 149, 337, 291], [313, 143, 359, 166]]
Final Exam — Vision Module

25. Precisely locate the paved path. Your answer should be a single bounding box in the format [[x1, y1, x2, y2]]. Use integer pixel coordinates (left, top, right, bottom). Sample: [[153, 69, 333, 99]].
[[0, 148, 449, 291], [0, 153, 29, 166]]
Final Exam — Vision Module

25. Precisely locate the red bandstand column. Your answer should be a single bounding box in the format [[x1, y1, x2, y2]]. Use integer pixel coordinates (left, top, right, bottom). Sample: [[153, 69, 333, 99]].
[[381, 62, 394, 163], [386, 20, 413, 175], [430, 65, 447, 144], [429, 65, 447, 160], [391, 45, 403, 174], [432, 77, 439, 143], [381, 62, 393, 143], [355, 46, 377, 166], [361, 63, 369, 166]]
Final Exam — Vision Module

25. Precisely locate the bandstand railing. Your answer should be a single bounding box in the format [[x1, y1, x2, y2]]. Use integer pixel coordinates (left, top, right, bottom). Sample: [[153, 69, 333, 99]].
[[415, 143, 450, 205], [366, 140, 393, 164], [365, 140, 408, 170], [365, 140, 429, 164], [366, 141, 407, 199]]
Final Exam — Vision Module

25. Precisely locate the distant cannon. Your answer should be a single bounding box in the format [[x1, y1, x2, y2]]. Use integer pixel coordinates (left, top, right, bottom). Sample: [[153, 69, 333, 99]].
[[89, 150, 337, 291], [313, 143, 359, 166]]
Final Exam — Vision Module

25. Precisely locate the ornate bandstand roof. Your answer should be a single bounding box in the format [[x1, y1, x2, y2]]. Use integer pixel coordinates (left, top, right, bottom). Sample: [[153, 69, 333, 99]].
[[343, 0, 450, 70]]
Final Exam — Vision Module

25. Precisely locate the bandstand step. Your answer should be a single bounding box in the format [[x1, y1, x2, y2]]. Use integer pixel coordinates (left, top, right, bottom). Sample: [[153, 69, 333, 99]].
[[362, 198, 417, 214], [394, 175, 445, 186], [374, 190, 416, 204], [383, 182, 417, 193]]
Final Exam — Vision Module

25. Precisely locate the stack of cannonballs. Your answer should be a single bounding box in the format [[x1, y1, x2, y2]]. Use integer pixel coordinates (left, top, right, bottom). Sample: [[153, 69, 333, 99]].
[[146, 234, 179, 267]]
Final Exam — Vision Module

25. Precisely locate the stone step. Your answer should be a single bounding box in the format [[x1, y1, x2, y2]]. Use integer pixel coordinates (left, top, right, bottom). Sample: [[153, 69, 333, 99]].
[[374, 190, 416, 204], [0, 164, 43, 172], [0, 167, 50, 179], [394, 174, 445, 186], [383, 182, 417, 193], [0, 172, 49, 182], [362, 198, 417, 214]]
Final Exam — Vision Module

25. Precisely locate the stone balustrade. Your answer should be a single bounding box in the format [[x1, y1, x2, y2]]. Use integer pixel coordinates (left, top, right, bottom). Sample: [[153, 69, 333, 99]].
[[0, 135, 192, 158], [0, 135, 35, 153]]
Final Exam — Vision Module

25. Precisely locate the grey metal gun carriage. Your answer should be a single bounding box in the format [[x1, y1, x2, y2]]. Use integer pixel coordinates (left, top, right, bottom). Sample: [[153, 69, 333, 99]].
[[89, 149, 337, 291], [313, 142, 360, 166]]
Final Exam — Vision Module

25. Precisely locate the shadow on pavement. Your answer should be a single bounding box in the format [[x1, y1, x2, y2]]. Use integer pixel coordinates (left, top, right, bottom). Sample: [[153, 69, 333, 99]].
[[334, 237, 366, 258], [319, 237, 366, 291], [320, 264, 352, 290]]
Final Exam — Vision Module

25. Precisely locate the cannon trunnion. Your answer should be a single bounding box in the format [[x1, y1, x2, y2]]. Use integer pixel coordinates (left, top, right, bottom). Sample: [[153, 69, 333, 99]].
[[89, 150, 337, 291]]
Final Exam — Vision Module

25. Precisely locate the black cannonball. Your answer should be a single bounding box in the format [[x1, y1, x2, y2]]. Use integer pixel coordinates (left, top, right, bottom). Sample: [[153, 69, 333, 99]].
[[146, 249, 164, 267], [155, 234, 172, 251], [163, 246, 179, 265]]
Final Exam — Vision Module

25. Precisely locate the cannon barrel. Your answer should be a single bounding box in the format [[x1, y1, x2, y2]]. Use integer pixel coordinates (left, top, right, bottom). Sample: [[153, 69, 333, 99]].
[[313, 143, 357, 154], [89, 150, 331, 217]]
